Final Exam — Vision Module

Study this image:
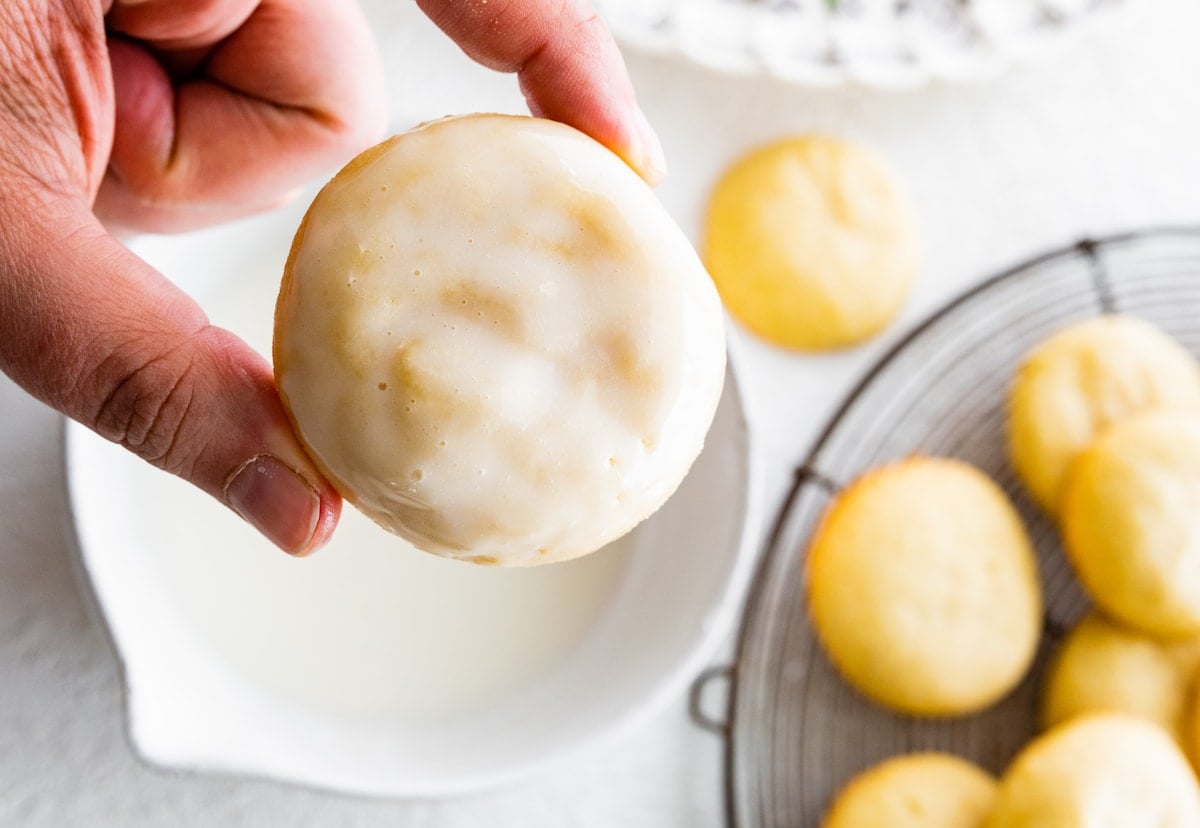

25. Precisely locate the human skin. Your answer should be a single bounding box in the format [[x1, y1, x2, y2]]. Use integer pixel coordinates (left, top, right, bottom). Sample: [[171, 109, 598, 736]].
[[0, 0, 664, 555]]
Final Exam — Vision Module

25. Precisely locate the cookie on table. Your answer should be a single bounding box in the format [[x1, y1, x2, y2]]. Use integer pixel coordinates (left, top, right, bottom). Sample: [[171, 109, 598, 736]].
[[1062, 410, 1200, 637], [822, 753, 997, 828], [1183, 678, 1200, 780], [1040, 611, 1199, 753], [985, 713, 1200, 827], [806, 457, 1042, 716], [1008, 314, 1200, 515], [274, 114, 727, 565], [702, 135, 918, 350]]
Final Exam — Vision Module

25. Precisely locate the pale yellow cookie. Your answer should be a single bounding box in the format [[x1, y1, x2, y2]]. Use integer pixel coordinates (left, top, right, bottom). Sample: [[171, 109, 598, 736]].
[[985, 713, 1200, 827], [1185, 678, 1200, 778], [807, 457, 1042, 716], [1008, 315, 1200, 514], [702, 135, 918, 350], [274, 115, 726, 565], [822, 753, 997, 828], [1040, 611, 1198, 752], [1061, 410, 1200, 636]]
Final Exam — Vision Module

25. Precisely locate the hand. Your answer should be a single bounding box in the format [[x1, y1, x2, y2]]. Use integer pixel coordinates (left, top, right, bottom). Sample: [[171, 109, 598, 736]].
[[0, 0, 663, 555]]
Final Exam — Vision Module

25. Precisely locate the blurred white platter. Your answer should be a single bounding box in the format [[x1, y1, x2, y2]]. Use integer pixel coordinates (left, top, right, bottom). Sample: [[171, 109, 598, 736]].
[[594, 0, 1127, 87]]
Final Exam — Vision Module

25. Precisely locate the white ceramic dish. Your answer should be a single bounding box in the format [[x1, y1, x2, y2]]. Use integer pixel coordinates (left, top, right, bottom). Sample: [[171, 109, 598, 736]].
[[64, 199, 758, 798], [593, 0, 1127, 88]]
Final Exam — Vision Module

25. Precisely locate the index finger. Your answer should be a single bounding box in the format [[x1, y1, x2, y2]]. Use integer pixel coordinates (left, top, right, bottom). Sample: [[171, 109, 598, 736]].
[[416, 0, 666, 185]]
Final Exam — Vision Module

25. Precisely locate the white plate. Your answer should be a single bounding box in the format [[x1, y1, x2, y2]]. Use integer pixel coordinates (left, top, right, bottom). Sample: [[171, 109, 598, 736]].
[[595, 0, 1127, 88], [64, 201, 759, 798]]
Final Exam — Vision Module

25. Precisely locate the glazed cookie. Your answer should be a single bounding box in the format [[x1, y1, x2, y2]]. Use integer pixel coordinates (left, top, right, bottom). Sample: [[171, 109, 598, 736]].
[[1041, 611, 1198, 751], [822, 753, 997, 828], [986, 714, 1200, 827], [702, 135, 918, 350], [806, 457, 1042, 716], [274, 115, 726, 565], [1009, 315, 1200, 514], [1062, 410, 1200, 636]]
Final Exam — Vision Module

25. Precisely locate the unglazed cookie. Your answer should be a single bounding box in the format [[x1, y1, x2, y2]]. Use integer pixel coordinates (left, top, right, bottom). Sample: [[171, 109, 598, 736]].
[[1184, 679, 1200, 778], [822, 753, 997, 828], [1041, 611, 1199, 752], [985, 714, 1200, 827], [1008, 315, 1200, 514], [703, 135, 917, 351], [806, 457, 1042, 716], [1062, 410, 1200, 636], [274, 115, 726, 565]]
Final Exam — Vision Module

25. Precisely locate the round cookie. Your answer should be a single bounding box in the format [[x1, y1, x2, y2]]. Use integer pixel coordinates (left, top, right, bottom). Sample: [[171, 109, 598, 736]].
[[1184, 680, 1200, 778], [274, 115, 727, 565], [1062, 410, 1200, 636], [806, 457, 1042, 716], [985, 714, 1200, 827], [702, 135, 918, 350], [822, 753, 997, 828], [1008, 315, 1200, 514], [1041, 611, 1197, 750]]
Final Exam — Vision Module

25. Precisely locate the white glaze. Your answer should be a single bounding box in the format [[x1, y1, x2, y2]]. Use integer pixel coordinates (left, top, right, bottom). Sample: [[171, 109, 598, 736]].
[[275, 115, 726, 564], [140, 475, 633, 720]]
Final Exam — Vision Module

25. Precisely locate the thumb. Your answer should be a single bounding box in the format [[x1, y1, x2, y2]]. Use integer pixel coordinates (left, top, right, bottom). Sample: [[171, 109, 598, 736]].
[[0, 199, 340, 555]]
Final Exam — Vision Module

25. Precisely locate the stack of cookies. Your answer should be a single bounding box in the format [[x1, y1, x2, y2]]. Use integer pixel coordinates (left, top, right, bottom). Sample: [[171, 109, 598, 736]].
[[806, 315, 1200, 826]]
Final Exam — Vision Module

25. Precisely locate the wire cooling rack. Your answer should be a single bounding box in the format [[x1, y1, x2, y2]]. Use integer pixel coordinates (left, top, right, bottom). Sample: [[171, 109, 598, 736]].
[[694, 228, 1200, 827], [593, 0, 1126, 87]]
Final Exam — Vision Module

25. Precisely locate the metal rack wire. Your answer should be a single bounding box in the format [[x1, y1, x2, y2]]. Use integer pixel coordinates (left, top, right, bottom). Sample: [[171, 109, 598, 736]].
[[708, 228, 1200, 827]]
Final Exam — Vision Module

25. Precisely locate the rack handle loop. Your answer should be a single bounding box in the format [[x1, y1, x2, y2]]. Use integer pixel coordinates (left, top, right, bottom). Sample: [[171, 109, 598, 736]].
[[689, 664, 734, 735]]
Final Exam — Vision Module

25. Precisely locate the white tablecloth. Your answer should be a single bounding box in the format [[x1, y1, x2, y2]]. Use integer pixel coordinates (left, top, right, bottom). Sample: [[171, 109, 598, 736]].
[[4, 1, 1200, 824]]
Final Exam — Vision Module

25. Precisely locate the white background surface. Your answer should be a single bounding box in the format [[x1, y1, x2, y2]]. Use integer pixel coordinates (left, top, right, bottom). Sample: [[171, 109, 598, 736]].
[[4, 0, 1200, 825]]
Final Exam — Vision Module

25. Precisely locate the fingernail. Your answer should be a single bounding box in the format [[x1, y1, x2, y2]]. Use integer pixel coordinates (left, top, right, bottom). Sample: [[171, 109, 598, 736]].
[[225, 455, 321, 555], [629, 106, 668, 187]]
